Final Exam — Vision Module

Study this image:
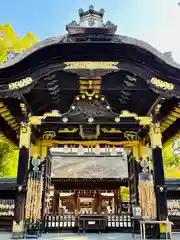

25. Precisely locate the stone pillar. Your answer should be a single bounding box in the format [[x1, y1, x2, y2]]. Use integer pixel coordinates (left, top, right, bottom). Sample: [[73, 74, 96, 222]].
[[12, 122, 31, 239], [149, 123, 168, 221]]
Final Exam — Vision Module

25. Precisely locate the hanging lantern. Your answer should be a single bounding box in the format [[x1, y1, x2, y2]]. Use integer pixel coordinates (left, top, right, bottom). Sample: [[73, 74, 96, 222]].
[[111, 146, 117, 156], [94, 144, 101, 155], [63, 144, 70, 154], [77, 145, 84, 155]]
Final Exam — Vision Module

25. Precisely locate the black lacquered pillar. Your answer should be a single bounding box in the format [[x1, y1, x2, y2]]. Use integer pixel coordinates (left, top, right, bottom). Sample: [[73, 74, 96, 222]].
[[12, 122, 31, 239], [149, 123, 168, 221]]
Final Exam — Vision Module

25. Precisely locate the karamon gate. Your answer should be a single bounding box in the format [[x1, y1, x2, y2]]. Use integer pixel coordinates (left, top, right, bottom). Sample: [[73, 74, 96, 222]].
[[0, 6, 180, 239]]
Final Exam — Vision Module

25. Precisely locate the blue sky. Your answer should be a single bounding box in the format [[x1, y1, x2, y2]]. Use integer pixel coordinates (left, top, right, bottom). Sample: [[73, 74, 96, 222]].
[[1, 0, 180, 62]]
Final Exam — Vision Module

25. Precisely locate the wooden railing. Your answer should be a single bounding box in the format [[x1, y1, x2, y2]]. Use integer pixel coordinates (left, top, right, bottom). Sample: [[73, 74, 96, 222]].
[[44, 212, 132, 232]]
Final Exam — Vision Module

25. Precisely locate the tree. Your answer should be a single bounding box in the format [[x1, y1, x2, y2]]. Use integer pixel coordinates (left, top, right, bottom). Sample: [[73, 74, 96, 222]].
[[0, 24, 38, 64], [163, 141, 180, 179], [0, 24, 38, 177], [120, 187, 129, 201], [0, 141, 18, 177]]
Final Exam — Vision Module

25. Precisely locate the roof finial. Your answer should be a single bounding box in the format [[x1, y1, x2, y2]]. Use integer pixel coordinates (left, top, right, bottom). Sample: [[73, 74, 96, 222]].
[[66, 6, 117, 34]]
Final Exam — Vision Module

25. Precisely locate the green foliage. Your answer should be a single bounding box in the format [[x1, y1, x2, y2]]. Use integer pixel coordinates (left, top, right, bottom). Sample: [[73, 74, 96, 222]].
[[0, 24, 37, 177], [163, 141, 180, 179], [0, 140, 18, 178], [120, 187, 129, 201], [0, 24, 38, 63]]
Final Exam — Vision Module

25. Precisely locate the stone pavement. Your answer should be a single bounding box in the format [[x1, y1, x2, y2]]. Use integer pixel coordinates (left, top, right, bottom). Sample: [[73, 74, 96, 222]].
[[1, 232, 180, 239]]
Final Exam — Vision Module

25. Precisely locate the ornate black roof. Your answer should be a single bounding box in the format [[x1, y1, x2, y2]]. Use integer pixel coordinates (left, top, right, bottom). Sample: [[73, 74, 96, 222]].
[[0, 7, 179, 145]]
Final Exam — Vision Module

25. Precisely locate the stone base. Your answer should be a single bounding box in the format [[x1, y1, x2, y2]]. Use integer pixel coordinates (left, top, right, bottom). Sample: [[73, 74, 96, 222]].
[[159, 233, 170, 239], [11, 220, 24, 239], [11, 232, 24, 239], [145, 232, 170, 239]]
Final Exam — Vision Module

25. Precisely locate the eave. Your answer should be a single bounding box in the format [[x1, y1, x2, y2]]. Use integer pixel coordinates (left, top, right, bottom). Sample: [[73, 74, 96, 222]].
[[160, 102, 180, 133], [0, 101, 20, 133], [0, 115, 18, 146], [1, 40, 180, 84], [51, 177, 128, 189]]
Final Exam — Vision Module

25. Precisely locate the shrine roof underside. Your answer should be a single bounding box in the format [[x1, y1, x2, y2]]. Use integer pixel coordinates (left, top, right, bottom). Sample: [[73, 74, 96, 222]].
[[0, 6, 179, 146]]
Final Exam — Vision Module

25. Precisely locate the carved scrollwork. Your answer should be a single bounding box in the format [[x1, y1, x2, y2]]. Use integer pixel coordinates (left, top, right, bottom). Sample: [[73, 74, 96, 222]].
[[42, 131, 56, 140], [149, 123, 162, 149], [124, 131, 140, 141], [71, 98, 112, 118], [8, 77, 33, 90], [150, 77, 174, 90], [19, 122, 31, 148]]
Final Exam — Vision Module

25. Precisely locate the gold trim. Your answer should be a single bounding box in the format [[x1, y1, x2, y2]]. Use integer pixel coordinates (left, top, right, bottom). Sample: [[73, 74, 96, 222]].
[[119, 111, 152, 126], [135, 117, 152, 126], [151, 77, 174, 90], [64, 61, 119, 69], [29, 110, 61, 124], [40, 145, 47, 159], [42, 140, 139, 147], [29, 116, 44, 125], [139, 143, 149, 159], [80, 90, 100, 96], [19, 122, 31, 148], [79, 80, 101, 85], [8, 77, 33, 90], [102, 128, 122, 133], [149, 123, 162, 149], [42, 131, 56, 140], [43, 110, 61, 117], [119, 110, 138, 117], [132, 145, 139, 160], [124, 131, 140, 140], [31, 143, 41, 158], [58, 128, 78, 133]]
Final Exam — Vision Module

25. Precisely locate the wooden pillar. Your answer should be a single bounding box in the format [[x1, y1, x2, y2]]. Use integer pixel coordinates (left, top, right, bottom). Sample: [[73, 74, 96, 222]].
[[116, 189, 119, 214], [53, 189, 59, 215], [12, 122, 31, 239], [96, 191, 100, 213], [139, 143, 149, 160], [149, 123, 167, 221], [132, 145, 139, 161], [40, 144, 48, 219], [119, 187, 122, 213], [74, 191, 78, 227]]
